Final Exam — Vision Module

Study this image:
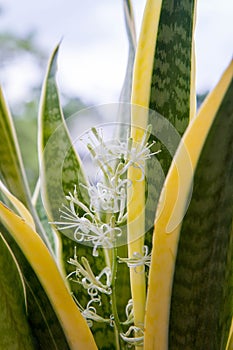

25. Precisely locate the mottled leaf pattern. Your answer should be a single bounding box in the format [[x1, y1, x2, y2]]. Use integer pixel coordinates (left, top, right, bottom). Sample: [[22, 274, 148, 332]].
[[146, 0, 196, 240], [128, 0, 196, 333], [144, 60, 233, 348], [169, 72, 233, 349], [38, 45, 117, 349]]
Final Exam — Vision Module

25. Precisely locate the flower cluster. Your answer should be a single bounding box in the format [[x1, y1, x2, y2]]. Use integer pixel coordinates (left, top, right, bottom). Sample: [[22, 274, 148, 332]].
[[87, 179, 129, 224], [87, 125, 160, 181], [54, 126, 158, 256], [68, 248, 113, 327], [53, 125, 159, 345], [68, 251, 112, 296], [53, 187, 122, 256]]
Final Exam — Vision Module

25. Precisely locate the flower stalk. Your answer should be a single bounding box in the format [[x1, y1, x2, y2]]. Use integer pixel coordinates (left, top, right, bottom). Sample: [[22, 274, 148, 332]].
[[53, 126, 158, 347]]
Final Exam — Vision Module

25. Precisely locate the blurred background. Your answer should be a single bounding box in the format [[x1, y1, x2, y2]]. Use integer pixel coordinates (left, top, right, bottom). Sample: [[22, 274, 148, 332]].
[[0, 0, 232, 189]]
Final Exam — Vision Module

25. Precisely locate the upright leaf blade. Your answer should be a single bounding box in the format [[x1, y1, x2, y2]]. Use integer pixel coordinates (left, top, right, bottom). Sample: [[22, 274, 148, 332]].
[[119, 0, 136, 104], [146, 0, 197, 239], [115, 0, 137, 139], [0, 200, 98, 350], [0, 87, 31, 207], [38, 46, 116, 348], [0, 221, 70, 350], [128, 0, 196, 333], [144, 60, 233, 348], [39, 44, 89, 239], [169, 64, 233, 349], [149, 0, 197, 128], [127, 0, 163, 332], [0, 88, 53, 250], [38, 44, 90, 267]]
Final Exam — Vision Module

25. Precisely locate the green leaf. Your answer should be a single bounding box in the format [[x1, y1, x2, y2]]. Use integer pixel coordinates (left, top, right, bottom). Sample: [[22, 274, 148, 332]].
[[119, 0, 136, 104], [130, 0, 197, 128], [0, 224, 70, 350], [0, 200, 97, 350], [146, 0, 197, 238], [39, 44, 89, 235], [169, 65, 233, 349], [115, 0, 137, 139], [38, 45, 116, 348], [226, 320, 233, 349], [0, 88, 53, 249], [34, 191, 57, 252], [0, 87, 31, 207], [38, 44, 91, 270], [145, 60, 233, 348], [149, 0, 196, 129], [127, 0, 196, 330], [0, 232, 35, 349]]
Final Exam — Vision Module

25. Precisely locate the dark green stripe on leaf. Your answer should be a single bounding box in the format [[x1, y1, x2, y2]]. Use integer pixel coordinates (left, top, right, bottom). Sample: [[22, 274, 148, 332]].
[[39, 44, 89, 221], [145, 0, 195, 245], [169, 78, 233, 349], [39, 46, 118, 348], [149, 0, 195, 132]]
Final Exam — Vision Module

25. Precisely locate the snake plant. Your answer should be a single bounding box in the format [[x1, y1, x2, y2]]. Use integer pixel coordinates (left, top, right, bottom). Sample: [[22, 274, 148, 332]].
[[0, 0, 232, 349]]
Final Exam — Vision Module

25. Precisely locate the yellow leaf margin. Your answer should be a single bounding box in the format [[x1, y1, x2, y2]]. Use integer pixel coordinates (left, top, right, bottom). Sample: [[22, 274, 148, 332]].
[[0, 180, 35, 230], [0, 200, 97, 350], [127, 0, 163, 332], [144, 59, 233, 349]]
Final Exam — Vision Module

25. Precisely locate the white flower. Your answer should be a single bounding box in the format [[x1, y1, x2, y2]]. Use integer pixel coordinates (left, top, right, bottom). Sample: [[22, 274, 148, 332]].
[[68, 255, 112, 296], [122, 299, 134, 325], [75, 297, 111, 328], [120, 326, 144, 346], [65, 185, 93, 217], [86, 125, 160, 181], [88, 182, 118, 212], [118, 245, 151, 272], [87, 178, 129, 223], [77, 222, 121, 257], [117, 137, 160, 180], [53, 198, 122, 256]]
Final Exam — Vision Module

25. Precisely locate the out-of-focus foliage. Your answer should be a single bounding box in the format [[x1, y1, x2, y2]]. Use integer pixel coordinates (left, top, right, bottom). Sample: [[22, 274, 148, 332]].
[[0, 31, 45, 66], [0, 8, 88, 191]]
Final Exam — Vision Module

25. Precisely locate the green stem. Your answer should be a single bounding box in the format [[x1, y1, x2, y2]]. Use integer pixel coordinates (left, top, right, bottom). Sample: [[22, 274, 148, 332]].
[[111, 247, 122, 331], [110, 248, 135, 350]]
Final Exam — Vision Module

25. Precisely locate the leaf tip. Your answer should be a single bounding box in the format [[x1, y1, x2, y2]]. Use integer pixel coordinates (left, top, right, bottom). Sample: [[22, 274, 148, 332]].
[[48, 41, 62, 78]]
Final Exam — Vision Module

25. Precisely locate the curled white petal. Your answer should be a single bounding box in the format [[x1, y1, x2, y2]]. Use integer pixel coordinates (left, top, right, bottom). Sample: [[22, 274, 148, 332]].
[[76, 297, 111, 328], [122, 299, 134, 325], [54, 197, 122, 256], [120, 326, 144, 346], [118, 245, 151, 272]]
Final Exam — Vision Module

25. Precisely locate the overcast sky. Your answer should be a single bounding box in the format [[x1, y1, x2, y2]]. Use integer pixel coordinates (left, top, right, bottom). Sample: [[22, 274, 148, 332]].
[[0, 0, 232, 105]]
